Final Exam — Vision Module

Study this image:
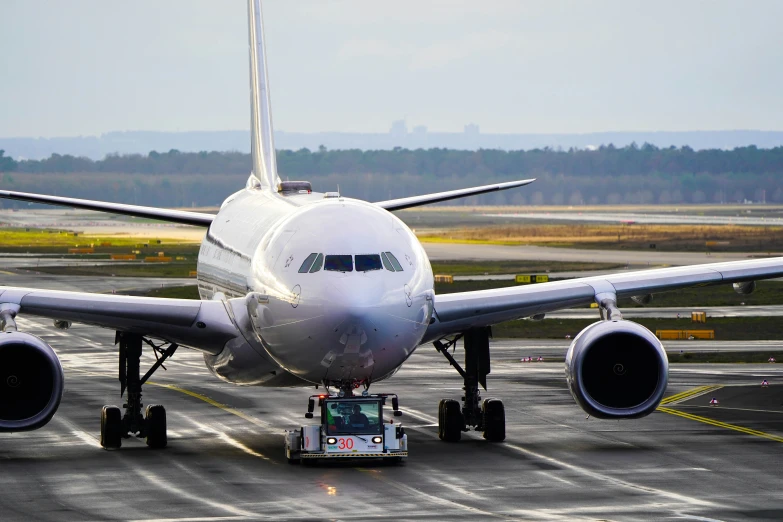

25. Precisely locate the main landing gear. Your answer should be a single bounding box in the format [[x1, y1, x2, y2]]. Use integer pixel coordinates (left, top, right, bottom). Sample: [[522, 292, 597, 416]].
[[434, 327, 505, 443], [100, 333, 178, 450]]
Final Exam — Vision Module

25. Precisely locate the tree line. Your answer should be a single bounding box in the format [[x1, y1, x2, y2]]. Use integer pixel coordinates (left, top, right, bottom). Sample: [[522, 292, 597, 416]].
[[0, 145, 781, 207]]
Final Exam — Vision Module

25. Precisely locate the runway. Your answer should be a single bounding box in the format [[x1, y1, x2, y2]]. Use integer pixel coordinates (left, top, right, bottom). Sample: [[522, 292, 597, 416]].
[[2, 319, 783, 520], [422, 241, 773, 266], [0, 266, 194, 294], [485, 211, 783, 227]]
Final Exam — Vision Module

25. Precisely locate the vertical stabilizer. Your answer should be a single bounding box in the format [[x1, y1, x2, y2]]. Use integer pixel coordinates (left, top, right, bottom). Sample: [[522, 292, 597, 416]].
[[248, 0, 280, 190]]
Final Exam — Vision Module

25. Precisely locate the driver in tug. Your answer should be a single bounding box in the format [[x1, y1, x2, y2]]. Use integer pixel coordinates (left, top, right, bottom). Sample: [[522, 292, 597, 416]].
[[348, 404, 369, 429]]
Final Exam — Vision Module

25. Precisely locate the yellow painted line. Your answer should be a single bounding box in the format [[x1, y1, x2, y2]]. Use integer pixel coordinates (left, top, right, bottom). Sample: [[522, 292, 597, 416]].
[[664, 385, 714, 404], [659, 385, 714, 405], [663, 385, 723, 406], [658, 406, 783, 443], [147, 382, 272, 431]]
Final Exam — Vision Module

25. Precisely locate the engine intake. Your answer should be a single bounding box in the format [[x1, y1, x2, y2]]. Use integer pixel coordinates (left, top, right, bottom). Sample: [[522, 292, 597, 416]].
[[0, 332, 64, 432], [566, 320, 668, 419]]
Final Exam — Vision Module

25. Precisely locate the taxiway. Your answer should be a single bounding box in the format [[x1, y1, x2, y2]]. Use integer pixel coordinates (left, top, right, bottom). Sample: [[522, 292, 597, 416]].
[[1, 317, 782, 520]]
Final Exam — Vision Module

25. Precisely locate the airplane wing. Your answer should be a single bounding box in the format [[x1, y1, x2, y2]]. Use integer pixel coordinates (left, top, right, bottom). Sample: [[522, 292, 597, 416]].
[[0, 287, 238, 354], [423, 256, 783, 342], [374, 179, 535, 211], [0, 190, 215, 227]]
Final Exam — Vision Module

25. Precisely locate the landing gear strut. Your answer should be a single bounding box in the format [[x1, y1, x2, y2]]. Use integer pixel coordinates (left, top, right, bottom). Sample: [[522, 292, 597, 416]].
[[100, 333, 178, 449], [434, 327, 505, 442]]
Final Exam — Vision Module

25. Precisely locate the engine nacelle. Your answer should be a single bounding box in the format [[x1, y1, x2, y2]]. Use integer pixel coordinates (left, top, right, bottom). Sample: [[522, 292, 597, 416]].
[[565, 320, 668, 419], [0, 332, 64, 432]]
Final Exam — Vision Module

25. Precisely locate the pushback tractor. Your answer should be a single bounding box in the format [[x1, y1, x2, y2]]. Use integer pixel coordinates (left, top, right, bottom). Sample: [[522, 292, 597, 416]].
[[285, 393, 408, 463]]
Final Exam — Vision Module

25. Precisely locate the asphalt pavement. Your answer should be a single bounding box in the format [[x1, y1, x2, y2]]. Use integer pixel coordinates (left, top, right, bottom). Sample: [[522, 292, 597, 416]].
[[1, 318, 783, 520], [0, 238, 782, 519], [422, 242, 774, 266]]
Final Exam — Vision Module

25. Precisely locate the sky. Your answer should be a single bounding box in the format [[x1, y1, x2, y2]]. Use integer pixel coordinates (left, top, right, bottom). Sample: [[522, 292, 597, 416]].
[[2, 0, 782, 137]]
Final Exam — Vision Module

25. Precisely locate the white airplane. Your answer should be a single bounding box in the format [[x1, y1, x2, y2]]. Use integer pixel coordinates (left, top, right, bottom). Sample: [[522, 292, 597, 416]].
[[1, 0, 781, 449]]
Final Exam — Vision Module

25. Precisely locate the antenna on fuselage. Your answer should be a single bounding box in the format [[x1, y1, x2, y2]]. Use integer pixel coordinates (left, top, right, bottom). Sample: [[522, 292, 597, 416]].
[[247, 0, 281, 191]]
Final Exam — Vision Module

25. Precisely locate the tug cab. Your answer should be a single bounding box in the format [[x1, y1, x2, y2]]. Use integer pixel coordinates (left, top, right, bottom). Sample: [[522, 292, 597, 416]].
[[285, 394, 408, 463]]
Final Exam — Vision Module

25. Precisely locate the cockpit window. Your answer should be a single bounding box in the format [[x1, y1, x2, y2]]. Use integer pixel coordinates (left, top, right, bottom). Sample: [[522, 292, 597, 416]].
[[298, 253, 318, 273], [355, 254, 382, 272], [309, 253, 324, 273], [384, 251, 404, 272], [324, 255, 353, 272], [380, 252, 394, 271]]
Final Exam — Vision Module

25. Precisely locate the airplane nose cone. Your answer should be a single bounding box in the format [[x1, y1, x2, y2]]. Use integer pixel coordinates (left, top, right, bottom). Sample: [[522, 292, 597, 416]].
[[314, 276, 413, 382]]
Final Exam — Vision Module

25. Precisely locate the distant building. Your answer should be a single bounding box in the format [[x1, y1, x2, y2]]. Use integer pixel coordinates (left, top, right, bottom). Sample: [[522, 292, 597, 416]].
[[412, 125, 427, 136], [464, 123, 480, 136], [389, 120, 408, 138]]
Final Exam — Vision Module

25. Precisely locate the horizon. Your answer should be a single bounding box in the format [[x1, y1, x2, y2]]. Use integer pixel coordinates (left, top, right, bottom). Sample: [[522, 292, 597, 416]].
[[5, 127, 783, 141]]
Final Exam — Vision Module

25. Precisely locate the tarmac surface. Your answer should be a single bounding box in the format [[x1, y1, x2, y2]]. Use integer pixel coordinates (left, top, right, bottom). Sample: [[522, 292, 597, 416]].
[[0, 264, 194, 294], [484, 211, 783, 227], [0, 244, 782, 519], [2, 317, 783, 521], [422, 241, 776, 266]]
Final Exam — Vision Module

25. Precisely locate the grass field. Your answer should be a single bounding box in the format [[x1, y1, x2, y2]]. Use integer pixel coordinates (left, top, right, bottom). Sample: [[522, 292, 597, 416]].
[[0, 228, 200, 254], [142, 285, 200, 299], [494, 316, 783, 340], [418, 223, 783, 252]]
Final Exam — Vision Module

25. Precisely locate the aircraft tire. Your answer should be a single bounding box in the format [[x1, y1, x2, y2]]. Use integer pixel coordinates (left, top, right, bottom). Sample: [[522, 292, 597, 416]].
[[145, 404, 167, 449], [482, 398, 505, 442], [439, 399, 462, 442], [100, 405, 123, 449]]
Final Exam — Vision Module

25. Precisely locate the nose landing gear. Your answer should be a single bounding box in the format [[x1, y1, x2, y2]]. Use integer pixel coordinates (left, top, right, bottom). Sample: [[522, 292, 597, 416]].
[[100, 333, 177, 449], [434, 327, 505, 442]]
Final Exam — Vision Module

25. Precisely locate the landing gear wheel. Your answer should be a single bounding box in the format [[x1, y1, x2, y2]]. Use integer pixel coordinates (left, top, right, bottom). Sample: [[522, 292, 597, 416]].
[[100, 405, 123, 449], [482, 398, 505, 442], [438, 399, 463, 442], [145, 404, 167, 449]]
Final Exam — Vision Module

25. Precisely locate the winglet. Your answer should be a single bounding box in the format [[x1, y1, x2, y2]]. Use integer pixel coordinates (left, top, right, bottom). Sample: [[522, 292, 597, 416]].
[[247, 0, 280, 190]]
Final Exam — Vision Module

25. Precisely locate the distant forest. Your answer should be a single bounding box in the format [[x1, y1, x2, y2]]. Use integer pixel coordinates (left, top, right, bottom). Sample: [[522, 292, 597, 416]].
[[0, 144, 782, 207]]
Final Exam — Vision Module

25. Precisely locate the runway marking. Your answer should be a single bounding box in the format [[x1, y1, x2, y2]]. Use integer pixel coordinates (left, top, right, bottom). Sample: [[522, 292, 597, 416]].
[[54, 416, 103, 449], [178, 414, 273, 462], [399, 407, 716, 509], [659, 385, 722, 405], [147, 382, 273, 431], [658, 407, 783, 443], [136, 470, 262, 519], [356, 468, 505, 519], [132, 516, 250, 522]]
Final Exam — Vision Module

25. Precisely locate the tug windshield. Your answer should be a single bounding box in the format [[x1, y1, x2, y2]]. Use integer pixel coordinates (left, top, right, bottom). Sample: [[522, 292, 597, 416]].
[[324, 400, 382, 435]]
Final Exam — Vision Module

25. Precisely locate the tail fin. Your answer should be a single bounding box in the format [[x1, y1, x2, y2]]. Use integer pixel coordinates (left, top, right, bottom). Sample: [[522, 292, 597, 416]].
[[247, 0, 280, 190]]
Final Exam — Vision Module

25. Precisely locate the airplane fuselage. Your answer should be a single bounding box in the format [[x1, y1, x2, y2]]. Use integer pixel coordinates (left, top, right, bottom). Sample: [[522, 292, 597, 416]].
[[196, 182, 435, 389]]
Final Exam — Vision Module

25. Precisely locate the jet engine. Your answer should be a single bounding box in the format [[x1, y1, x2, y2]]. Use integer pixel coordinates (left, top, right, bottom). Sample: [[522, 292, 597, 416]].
[[0, 332, 64, 432], [565, 320, 668, 419]]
